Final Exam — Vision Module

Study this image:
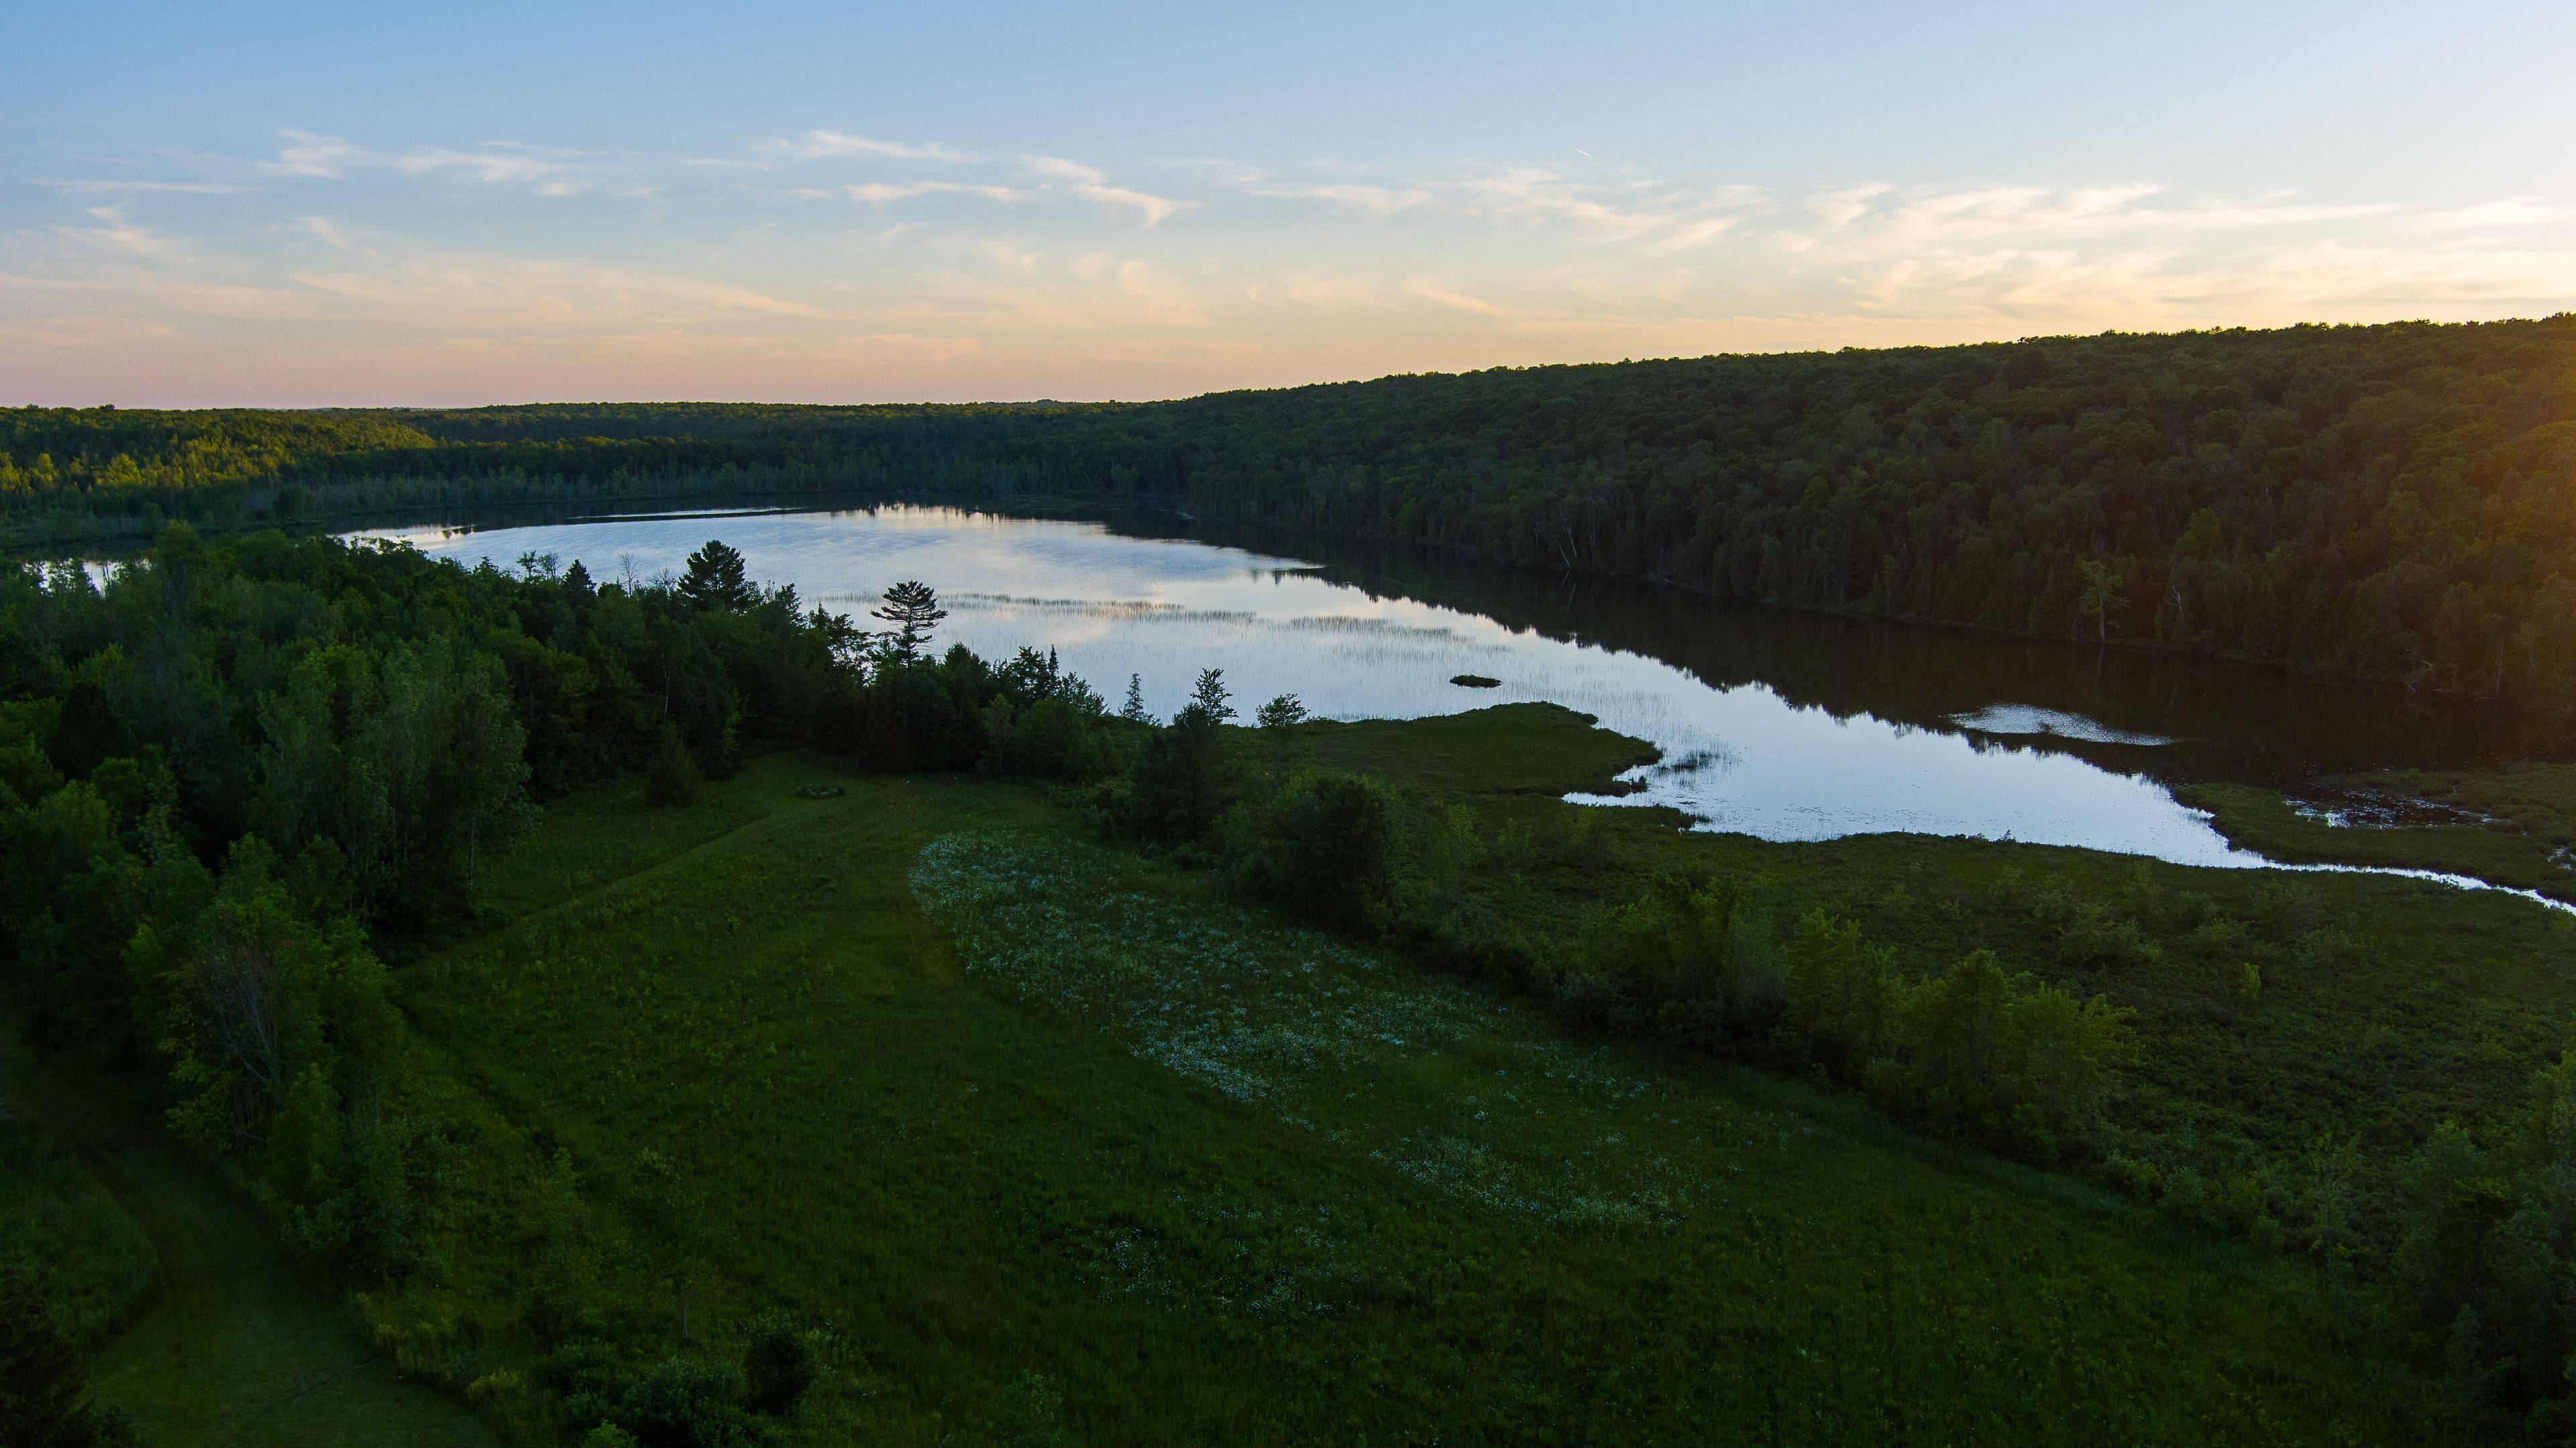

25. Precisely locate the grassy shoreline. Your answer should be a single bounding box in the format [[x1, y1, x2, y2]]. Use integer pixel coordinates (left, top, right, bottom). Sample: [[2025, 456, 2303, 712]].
[[2182, 765, 2576, 903]]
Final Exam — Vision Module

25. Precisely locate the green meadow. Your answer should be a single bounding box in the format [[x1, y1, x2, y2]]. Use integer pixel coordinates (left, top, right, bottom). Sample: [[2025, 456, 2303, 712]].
[[317, 711, 2498, 1444], [30, 699, 2576, 1443]]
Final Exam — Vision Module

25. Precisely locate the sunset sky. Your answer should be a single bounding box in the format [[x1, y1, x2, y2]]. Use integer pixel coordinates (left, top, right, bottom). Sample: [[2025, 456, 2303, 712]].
[[8, 0, 2574, 406]]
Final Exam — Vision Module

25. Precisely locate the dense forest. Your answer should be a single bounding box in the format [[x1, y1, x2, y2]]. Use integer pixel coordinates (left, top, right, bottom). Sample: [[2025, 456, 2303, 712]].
[[9, 316, 2576, 705]]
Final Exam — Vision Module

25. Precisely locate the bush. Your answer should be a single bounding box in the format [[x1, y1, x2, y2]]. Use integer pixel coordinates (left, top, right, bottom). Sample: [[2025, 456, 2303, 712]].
[[740, 1314, 814, 1418], [0, 1263, 135, 1447], [1235, 770, 1395, 930], [1118, 706, 1232, 841], [645, 732, 704, 808], [598, 1356, 759, 1448], [1582, 873, 1776, 1045]]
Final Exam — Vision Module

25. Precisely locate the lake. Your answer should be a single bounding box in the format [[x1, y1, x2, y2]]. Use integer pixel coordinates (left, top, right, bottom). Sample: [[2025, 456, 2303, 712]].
[[352, 501, 2568, 881]]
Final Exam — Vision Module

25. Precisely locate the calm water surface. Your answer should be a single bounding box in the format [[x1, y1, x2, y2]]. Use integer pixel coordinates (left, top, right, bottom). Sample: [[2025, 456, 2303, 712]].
[[352, 504, 2570, 881]]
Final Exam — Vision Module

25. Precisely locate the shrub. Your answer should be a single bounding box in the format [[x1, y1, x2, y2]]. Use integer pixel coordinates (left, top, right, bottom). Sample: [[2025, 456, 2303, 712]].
[[602, 1356, 757, 1448], [1236, 770, 1395, 930], [645, 732, 704, 808], [740, 1314, 814, 1418], [0, 1263, 135, 1447]]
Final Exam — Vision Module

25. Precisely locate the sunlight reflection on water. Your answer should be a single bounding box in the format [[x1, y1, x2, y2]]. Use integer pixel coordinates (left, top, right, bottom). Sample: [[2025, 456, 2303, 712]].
[[347, 505, 2514, 885]]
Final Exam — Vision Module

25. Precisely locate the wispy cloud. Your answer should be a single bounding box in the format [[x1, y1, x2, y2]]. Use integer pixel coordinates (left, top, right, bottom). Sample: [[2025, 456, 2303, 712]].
[[36, 178, 256, 195], [1256, 183, 1432, 216], [255, 130, 641, 196], [847, 181, 1027, 204], [2417, 197, 2567, 233], [42, 207, 179, 259], [1021, 156, 1107, 185], [9, 123, 2573, 404], [759, 130, 975, 162], [1062, 183, 1188, 227], [297, 215, 369, 254], [1403, 278, 1519, 317]]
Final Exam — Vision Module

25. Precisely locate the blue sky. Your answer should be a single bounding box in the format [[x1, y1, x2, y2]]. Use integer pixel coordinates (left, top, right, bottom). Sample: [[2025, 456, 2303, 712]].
[[7, 1, 2573, 405]]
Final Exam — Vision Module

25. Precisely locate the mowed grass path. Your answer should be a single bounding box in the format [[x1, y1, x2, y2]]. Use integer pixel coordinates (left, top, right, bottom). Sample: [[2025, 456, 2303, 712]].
[[0, 1040, 500, 1448], [395, 749, 2457, 1445]]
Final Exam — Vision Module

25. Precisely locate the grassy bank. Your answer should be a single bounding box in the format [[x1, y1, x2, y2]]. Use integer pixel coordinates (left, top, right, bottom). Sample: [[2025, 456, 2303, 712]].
[[2184, 765, 2576, 904]]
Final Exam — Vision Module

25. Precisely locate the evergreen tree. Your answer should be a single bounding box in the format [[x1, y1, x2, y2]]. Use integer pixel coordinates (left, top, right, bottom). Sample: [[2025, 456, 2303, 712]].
[[1189, 668, 1235, 723], [677, 540, 754, 611], [872, 580, 947, 662], [1120, 674, 1151, 724]]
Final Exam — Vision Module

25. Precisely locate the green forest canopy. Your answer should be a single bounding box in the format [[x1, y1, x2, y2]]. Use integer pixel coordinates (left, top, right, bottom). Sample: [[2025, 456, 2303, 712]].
[[9, 315, 2575, 704]]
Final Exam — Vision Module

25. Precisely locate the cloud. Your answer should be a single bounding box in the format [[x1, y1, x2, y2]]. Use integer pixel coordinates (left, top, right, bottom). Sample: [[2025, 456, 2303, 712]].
[[761, 130, 973, 162], [2418, 197, 2567, 232], [1454, 168, 1670, 239], [1063, 183, 1189, 227], [1809, 183, 1891, 232], [271, 130, 360, 177], [1022, 155, 1108, 185], [298, 215, 370, 254], [254, 130, 637, 195], [1258, 183, 1432, 216], [36, 178, 255, 195], [1640, 214, 1745, 254], [847, 181, 1027, 204], [43, 207, 177, 259], [747, 141, 1183, 225], [13, 123, 2574, 403], [1403, 278, 1519, 317]]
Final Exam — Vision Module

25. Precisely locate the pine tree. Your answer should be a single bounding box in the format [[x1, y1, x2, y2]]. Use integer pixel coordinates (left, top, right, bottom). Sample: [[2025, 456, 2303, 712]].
[[872, 580, 947, 661], [678, 540, 754, 611], [1121, 673, 1151, 723], [1189, 668, 1235, 723]]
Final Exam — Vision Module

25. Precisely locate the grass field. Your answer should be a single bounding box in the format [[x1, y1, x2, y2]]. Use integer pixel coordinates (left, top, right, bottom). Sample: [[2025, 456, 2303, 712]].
[[38, 704, 2576, 1443], [343, 733, 2479, 1445]]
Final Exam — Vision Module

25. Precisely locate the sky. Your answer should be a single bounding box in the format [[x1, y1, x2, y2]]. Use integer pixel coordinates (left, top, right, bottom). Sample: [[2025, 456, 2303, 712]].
[[5, 1, 2574, 406]]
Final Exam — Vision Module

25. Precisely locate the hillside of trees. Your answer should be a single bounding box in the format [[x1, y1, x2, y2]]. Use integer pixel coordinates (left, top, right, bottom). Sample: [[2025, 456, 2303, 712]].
[[10, 315, 2576, 704]]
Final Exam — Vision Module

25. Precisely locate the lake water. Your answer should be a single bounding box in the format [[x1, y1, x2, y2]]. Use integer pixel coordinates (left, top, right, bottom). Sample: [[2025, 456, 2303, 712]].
[[352, 503, 2569, 884]]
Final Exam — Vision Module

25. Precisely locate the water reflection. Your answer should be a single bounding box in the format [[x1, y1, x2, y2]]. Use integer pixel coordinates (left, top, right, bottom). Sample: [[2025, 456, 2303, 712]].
[[350, 504, 2568, 872]]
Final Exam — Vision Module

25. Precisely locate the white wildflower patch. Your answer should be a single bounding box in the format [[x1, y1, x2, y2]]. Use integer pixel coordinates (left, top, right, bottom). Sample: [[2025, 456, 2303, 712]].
[[911, 831, 1803, 1241], [911, 831, 1491, 1101]]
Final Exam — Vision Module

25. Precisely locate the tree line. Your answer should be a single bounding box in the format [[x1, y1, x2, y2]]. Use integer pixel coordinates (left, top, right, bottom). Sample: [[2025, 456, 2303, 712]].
[[11, 317, 2576, 704]]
